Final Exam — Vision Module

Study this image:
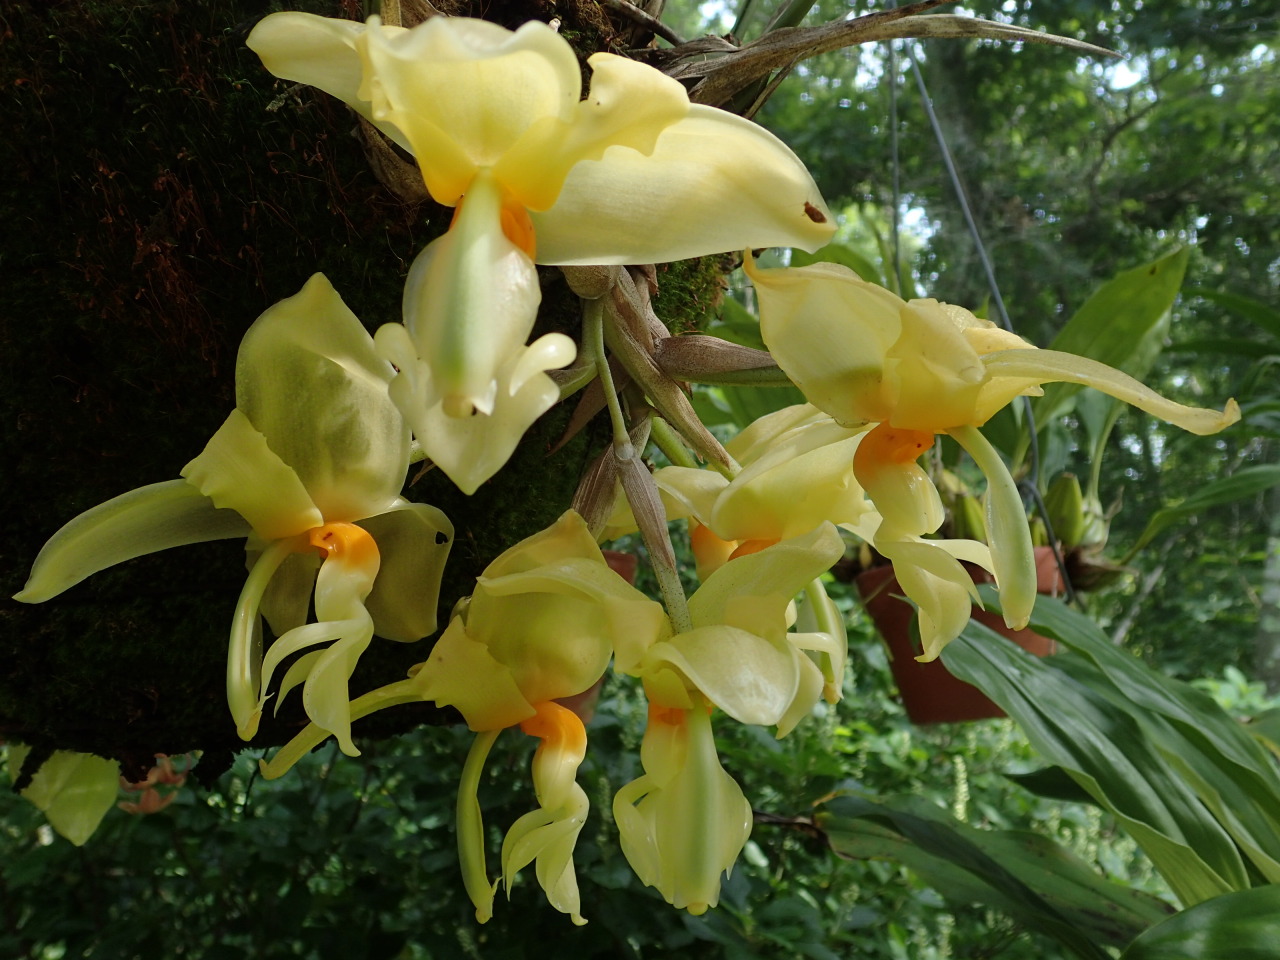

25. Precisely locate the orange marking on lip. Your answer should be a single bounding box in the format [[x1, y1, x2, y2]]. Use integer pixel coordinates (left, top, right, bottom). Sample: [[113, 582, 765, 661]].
[[449, 192, 537, 259], [854, 421, 935, 473], [308, 522, 378, 566], [520, 700, 588, 755]]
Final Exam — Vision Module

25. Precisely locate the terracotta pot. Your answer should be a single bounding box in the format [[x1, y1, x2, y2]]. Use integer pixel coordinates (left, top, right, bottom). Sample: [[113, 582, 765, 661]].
[[856, 547, 1064, 724]]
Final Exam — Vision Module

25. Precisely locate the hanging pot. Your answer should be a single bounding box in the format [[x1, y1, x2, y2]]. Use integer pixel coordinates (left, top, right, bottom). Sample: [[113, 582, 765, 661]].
[[856, 547, 1064, 724]]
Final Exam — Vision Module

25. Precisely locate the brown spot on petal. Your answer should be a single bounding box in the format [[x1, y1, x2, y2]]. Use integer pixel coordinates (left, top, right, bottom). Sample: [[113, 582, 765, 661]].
[[804, 202, 827, 224]]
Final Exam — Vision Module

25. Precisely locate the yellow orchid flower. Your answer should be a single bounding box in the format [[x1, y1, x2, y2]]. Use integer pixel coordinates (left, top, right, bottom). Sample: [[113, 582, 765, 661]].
[[247, 13, 835, 494], [14, 275, 454, 754], [651, 404, 874, 577], [613, 525, 845, 913], [261, 510, 668, 925], [746, 257, 1240, 656]]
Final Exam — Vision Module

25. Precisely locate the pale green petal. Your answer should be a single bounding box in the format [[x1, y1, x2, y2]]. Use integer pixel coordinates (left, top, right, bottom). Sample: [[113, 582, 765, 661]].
[[182, 409, 323, 540], [651, 466, 727, 527], [9, 747, 120, 846], [359, 16, 579, 204], [257, 548, 319, 637], [534, 106, 835, 265], [399, 172, 542, 418], [303, 628, 373, 757], [501, 788, 589, 925], [236, 273, 408, 521], [14, 479, 250, 603], [712, 429, 869, 541], [246, 13, 412, 149], [774, 653, 825, 738], [358, 499, 454, 642], [386, 332, 575, 495], [950, 424, 1036, 630], [414, 618, 536, 731], [983, 349, 1242, 435], [635, 708, 752, 914], [747, 257, 905, 425], [876, 538, 980, 661], [646, 625, 800, 725], [884, 299, 987, 431], [495, 52, 689, 211], [688, 524, 844, 632]]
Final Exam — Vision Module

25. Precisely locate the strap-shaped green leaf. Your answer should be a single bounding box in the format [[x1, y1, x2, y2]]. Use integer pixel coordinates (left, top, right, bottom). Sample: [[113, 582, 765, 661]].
[[1119, 886, 1280, 959]]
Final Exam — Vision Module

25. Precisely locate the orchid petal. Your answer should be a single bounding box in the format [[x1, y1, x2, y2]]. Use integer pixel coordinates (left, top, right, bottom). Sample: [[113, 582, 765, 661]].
[[358, 17, 580, 204], [357, 499, 453, 642], [384, 329, 574, 495], [14, 479, 250, 603], [983, 349, 1242, 435], [182, 409, 322, 540], [399, 171, 542, 419], [712, 427, 869, 541], [495, 52, 689, 211], [235, 273, 408, 521], [535, 106, 834, 265], [876, 538, 981, 661], [257, 548, 319, 637], [614, 706, 752, 914], [646, 625, 800, 726], [747, 257, 905, 425], [688, 524, 844, 632], [413, 618, 536, 731], [246, 13, 411, 149]]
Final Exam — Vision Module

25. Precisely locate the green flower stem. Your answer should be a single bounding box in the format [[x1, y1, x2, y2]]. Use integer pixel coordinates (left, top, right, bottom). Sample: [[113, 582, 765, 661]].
[[949, 424, 1036, 630], [650, 416, 699, 469], [458, 728, 503, 923], [257, 676, 422, 780], [583, 296, 692, 633], [583, 298, 632, 456]]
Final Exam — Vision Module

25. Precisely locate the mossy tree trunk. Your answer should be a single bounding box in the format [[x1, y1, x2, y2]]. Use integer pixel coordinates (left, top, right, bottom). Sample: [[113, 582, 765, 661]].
[[0, 0, 718, 781]]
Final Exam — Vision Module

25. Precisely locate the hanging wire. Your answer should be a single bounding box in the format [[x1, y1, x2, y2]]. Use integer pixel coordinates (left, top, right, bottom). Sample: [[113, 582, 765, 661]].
[[897, 41, 1079, 607]]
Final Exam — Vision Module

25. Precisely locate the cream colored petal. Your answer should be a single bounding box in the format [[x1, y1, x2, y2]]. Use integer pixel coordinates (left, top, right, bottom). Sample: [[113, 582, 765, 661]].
[[747, 257, 904, 425], [646, 625, 800, 726], [399, 173, 543, 420], [182, 409, 323, 540], [246, 13, 413, 149], [14, 479, 250, 603], [357, 499, 453, 642], [481, 509, 604, 578], [651, 466, 727, 526], [495, 53, 689, 211], [389, 333, 574, 496], [358, 17, 580, 203], [236, 273, 408, 522], [884, 299, 987, 431], [950, 424, 1036, 630], [414, 618, 536, 731], [876, 538, 980, 661], [535, 106, 834, 265], [688, 524, 845, 633], [711, 430, 868, 541], [982, 349, 1241, 435], [501, 783, 589, 925]]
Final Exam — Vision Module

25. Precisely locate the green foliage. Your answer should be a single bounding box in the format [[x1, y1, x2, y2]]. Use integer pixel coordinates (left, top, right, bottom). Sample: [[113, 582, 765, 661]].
[[1119, 886, 1280, 960], [943, 589, 1280, 909]]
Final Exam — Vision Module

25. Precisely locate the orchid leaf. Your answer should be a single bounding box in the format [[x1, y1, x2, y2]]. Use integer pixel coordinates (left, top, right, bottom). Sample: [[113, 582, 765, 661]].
[[818, 793, 1172, 956], [1118, 886, 1280, 960]]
